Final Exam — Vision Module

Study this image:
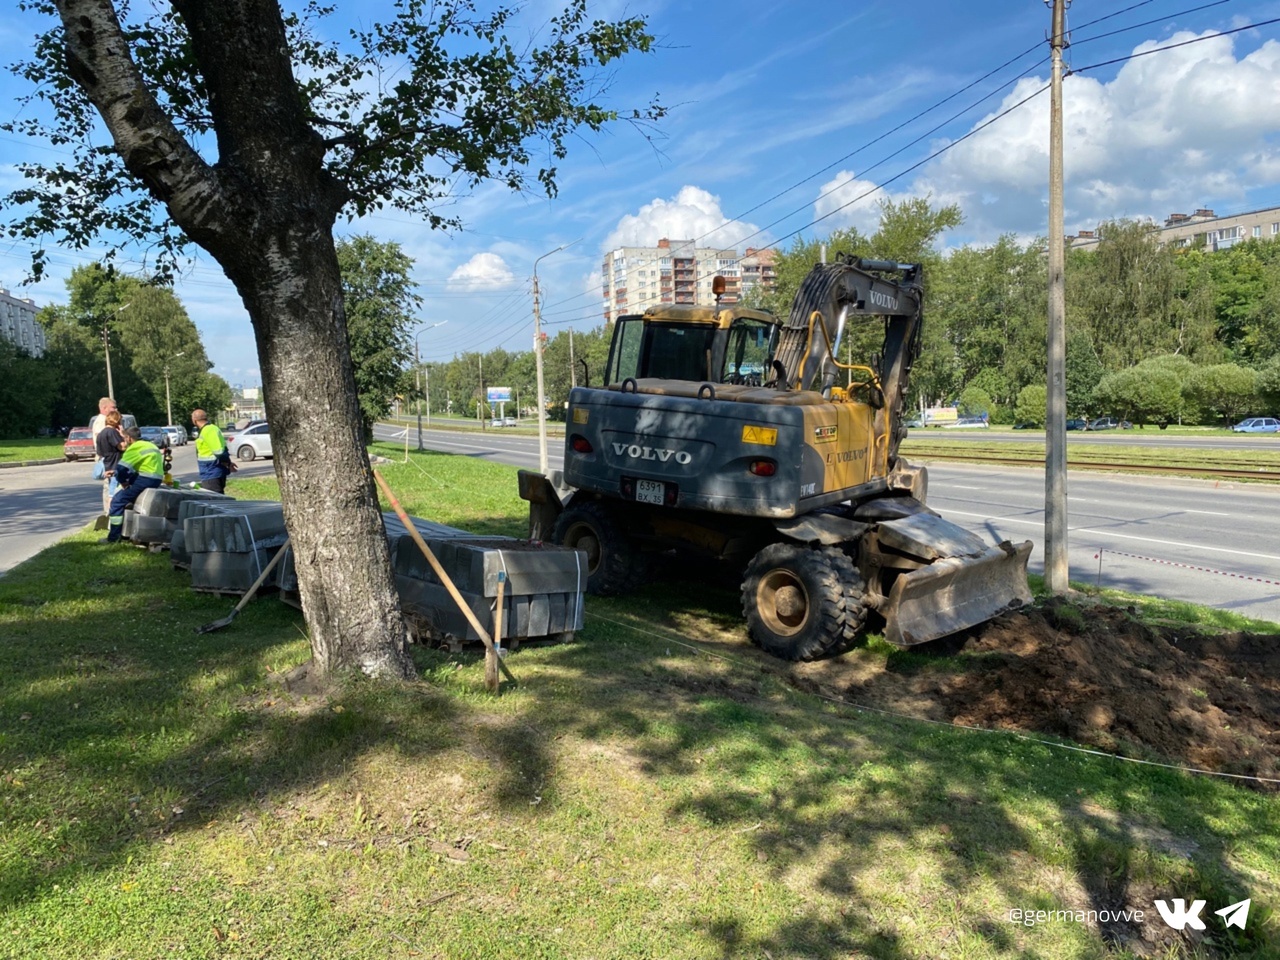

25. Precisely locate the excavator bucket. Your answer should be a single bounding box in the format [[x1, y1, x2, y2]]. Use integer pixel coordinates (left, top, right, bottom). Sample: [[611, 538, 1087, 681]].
[[872, 514, 1033, 647]]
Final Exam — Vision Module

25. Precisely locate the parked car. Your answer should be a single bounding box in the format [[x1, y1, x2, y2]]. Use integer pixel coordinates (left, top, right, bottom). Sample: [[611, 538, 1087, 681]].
[[489, 417, 518, 427], [139, 426, 172, 450], [1011, 422, 1038, 430], [943, 416, 989, 429], [161, 425, 187, 446], [225, 422, 273, 461], [1065, 418, 1087, 431], [1086, 417, 1132, 431], [63, 427, 95, 461], [902, 417, 925, 429], [1231, 416, 1280, 433]]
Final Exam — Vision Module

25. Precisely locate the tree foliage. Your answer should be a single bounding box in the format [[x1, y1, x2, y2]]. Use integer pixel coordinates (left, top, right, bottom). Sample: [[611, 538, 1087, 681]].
[[337, 236, 419, 437]]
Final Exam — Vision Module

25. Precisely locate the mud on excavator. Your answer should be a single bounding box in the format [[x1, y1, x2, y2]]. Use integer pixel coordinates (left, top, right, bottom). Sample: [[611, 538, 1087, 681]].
[[518, 255, 1032, 660]]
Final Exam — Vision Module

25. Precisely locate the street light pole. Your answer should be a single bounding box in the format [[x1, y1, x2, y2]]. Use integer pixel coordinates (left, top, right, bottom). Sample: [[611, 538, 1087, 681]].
[[164, 351, 186, 426], [101, 301, 130, 399], [533, 240, 579, 474], [414, 321, 447, 451]]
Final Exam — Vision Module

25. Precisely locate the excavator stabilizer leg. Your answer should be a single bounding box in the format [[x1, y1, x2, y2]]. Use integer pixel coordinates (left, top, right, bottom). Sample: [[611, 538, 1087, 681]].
[[881, 539, 1033, 647]]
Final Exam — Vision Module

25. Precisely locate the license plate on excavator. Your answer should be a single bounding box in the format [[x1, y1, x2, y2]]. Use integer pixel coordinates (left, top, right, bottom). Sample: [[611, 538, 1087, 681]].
[[636, 479, 666, 505]]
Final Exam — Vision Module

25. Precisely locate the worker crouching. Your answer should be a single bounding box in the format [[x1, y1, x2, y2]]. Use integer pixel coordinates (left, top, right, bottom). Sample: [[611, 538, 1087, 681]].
[[102, 426, 165, 544]]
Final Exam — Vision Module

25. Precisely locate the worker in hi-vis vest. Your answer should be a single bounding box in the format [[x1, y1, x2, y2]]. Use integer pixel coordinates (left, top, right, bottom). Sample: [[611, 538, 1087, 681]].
[[102, 427, 164, 543], [191, 408, 236, 494]]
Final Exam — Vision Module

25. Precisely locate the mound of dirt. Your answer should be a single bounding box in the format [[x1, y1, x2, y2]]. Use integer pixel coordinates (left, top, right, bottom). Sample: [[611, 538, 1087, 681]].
[[791, 598, 1280, 785]]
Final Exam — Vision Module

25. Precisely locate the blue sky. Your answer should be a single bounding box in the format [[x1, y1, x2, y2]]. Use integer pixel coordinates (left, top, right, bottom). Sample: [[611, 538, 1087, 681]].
[[3, 0, 1280, 387]]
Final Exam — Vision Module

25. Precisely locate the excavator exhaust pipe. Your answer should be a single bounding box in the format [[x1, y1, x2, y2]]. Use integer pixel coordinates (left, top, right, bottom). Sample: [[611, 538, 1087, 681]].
[[880, 539, 1034, 647]]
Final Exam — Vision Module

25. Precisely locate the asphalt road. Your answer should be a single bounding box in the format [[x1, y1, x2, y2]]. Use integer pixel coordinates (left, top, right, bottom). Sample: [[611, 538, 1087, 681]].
[[373, 423, 1280, 625], [909, 427, 1280, 451], [7, 427, 1278, 626], [0, 444, 277, 576]]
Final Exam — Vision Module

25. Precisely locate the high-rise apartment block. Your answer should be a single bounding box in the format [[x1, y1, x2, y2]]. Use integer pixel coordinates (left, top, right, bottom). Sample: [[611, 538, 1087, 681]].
[[601, 239, 776, 322], [0, 287, 45, 358]]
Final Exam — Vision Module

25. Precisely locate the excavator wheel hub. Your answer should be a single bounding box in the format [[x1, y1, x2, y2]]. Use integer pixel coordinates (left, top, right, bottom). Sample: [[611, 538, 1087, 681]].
[[757, 570, 810, 636]]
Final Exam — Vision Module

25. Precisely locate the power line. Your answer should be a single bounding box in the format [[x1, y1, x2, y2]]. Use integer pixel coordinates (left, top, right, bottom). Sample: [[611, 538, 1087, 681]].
[[1070, 15, 1280, 73]]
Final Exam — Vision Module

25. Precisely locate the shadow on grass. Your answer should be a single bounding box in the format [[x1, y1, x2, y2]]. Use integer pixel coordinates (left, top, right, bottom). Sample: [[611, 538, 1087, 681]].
[[3, 535, 1275, 958], [528, 578, 1276, 959]]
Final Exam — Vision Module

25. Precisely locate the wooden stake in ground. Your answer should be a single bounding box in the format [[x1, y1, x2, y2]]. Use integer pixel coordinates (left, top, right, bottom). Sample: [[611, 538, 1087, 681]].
[[372, 469, 517, 688], [487, 571, 506, 693]]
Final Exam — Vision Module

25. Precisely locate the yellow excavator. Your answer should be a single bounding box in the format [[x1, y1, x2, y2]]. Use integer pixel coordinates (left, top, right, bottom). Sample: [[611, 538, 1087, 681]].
[[519, 254, 1032, 660]]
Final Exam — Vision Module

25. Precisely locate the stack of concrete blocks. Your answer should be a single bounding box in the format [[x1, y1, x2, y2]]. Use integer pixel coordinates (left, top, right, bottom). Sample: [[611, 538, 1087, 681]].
[[120, 486, 232, 546], [387, 517, 586, 647], [274, 513, 587, 648], [170, 499, 281, 570], [182, 501, 289, 595]]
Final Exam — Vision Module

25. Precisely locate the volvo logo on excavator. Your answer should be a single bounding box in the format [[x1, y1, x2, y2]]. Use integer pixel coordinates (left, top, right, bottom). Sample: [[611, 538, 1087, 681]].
[[869, 290, 898, 311], [612, 441, 693, 465]]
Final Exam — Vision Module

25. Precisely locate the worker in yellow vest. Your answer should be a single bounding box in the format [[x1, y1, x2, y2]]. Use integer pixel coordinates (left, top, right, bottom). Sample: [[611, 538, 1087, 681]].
[[102, 427, 165, 544], [191, 409, 237, 493]]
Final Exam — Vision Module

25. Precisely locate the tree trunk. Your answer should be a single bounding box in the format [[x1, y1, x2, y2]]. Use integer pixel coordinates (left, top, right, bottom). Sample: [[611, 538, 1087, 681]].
[[227, 226, 415, 680], [50, 0, 416, 681]]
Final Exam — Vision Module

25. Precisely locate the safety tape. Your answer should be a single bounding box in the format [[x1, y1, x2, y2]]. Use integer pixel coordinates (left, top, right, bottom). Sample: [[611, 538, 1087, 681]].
[[1094, 548, 1280, 587]]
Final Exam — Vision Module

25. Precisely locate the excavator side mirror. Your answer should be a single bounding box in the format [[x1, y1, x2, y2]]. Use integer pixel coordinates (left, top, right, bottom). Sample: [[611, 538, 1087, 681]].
[[577, 358, 589, 388]]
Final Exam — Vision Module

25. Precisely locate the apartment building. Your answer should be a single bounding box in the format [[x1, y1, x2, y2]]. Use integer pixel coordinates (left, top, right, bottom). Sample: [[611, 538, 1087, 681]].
[[1069, 205, 1280, 252], [0, 287, 45, 357], [600, 239, 777, 322]]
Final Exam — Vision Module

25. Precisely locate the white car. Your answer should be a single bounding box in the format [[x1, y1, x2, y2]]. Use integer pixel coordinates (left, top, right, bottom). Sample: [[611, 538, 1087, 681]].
[[225, 422, 273, 461], [161, 425, 187, 446]]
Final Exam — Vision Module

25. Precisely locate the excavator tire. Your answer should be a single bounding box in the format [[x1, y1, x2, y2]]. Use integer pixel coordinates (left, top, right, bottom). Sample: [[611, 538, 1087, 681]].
[[741, 543, 869, 661], [552, 500, 647, 596]]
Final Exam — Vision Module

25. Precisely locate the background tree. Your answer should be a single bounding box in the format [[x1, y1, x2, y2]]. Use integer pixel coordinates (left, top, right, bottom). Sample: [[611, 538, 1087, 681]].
[[0, 338, 58, 438], [1014, 384, 1047, 428], [7, 1, 662, 680], [1257, 354, 1280, 413], [957, 385, 992, 419], [1187, 362, 1258, 426], [337, 236, 419, 438], [1092, 355, 1191, 428]]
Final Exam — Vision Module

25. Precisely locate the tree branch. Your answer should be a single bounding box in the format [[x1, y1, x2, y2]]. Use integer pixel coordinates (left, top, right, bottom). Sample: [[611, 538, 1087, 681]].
[[53, 0, 227, 242]]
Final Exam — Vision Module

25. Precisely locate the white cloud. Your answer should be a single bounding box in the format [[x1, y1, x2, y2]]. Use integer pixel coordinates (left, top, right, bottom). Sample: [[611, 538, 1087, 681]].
[[447, 252, 516, 289], [918, 32, 1280, 236], [811, 171, 915, 235], [602, 186, 766, 252]]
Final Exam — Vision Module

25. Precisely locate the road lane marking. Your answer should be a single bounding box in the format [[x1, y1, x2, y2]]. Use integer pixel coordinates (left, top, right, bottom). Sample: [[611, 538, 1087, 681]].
[[944, 508, 1280, 563]]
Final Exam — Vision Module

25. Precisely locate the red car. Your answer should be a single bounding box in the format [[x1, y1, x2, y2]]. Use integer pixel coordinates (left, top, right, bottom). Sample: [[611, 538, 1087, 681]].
[[63, 426, 95, 461]]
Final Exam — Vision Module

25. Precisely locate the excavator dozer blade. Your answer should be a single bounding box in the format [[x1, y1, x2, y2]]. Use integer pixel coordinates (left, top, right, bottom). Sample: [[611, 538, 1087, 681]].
[[881, 539, 1033, 647]]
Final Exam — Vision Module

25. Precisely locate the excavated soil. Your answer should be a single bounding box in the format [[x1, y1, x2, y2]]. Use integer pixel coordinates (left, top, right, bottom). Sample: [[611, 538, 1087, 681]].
[[789, 598, 1280, 786]]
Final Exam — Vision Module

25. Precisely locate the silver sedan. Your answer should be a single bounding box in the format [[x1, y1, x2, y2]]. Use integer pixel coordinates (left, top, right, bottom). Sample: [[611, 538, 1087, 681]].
[[225, 422, 273, 461]]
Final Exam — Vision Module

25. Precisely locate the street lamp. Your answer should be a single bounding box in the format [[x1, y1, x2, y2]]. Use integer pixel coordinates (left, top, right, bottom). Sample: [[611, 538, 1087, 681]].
[[163, 351, 186, 426], [415, 321, 448, 451], [532, 240, 579, 474], [101, 301, 131, 399]]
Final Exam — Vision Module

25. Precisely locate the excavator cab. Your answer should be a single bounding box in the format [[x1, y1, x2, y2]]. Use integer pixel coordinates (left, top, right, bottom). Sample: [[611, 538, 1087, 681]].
[[603, 307, 780, 387]]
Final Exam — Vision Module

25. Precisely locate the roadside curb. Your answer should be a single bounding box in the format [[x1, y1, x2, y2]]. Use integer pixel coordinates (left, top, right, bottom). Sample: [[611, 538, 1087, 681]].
[[0, 458, 66, 469]]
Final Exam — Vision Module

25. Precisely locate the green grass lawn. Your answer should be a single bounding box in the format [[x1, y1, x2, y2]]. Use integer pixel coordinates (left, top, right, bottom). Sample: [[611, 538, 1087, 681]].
[[0, 438, 66, 464], [1, 445, 1276, 958]]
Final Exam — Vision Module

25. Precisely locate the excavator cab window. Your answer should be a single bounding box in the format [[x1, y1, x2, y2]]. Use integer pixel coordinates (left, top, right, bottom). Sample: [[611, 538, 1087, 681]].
[[722, 318, 776, 386], [604, 318, 718, 384]]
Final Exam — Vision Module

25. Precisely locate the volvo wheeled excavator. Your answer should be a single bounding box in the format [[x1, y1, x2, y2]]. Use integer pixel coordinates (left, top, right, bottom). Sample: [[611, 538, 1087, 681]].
[[518, 254, 1032, 660]]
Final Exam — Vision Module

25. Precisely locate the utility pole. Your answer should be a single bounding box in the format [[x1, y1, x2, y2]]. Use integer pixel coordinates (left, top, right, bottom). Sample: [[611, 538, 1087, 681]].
[[569, 328, 577, 388], [414, 321, 446, 451], [533, 240, 578, 474], [100, 301, 130, 402], [479, 353, 485, 431], [163, 351, 185, 426], [1044, 0, 1070, 594], [415, 340, 424, 451]]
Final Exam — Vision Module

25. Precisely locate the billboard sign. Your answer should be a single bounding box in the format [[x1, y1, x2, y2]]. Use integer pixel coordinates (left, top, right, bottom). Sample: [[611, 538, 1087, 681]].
[[486, 387, 512, 402]]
